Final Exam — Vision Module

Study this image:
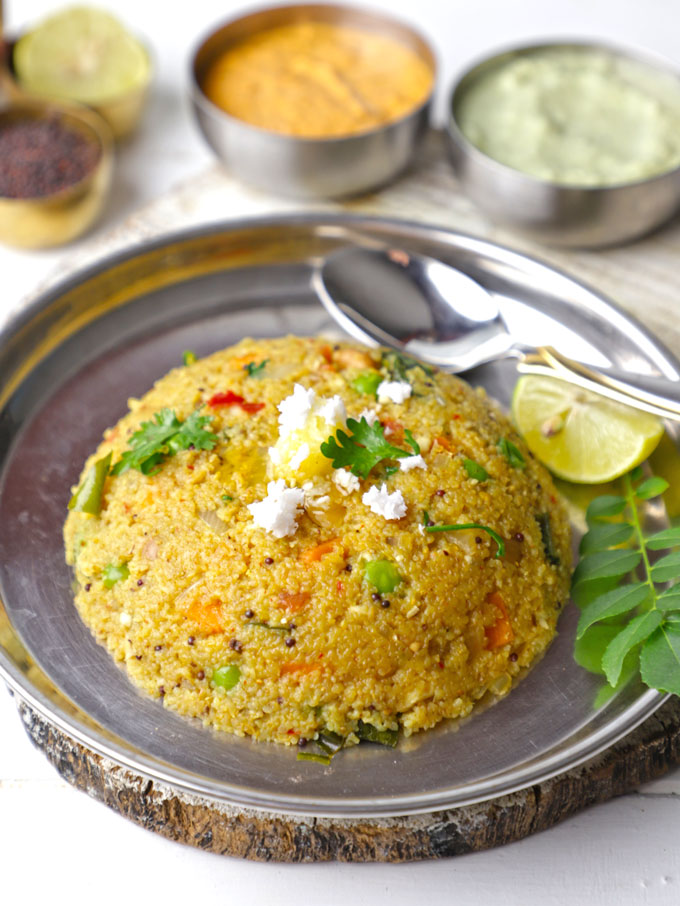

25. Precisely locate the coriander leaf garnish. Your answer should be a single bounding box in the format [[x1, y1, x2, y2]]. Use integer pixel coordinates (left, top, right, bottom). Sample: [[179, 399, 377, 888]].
[[425, 521, 505, 558], [244, 359, 268, 378], [497, 437, 526, 469], [403, 428, 420, 455], [572, 469, 680, 695], [320, 416, 415, 478], [111, 408, 216, 476]]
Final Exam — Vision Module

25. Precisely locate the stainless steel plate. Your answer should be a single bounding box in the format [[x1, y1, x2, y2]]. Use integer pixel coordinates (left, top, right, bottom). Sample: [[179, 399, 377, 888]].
[[0, 215, 673, 818]]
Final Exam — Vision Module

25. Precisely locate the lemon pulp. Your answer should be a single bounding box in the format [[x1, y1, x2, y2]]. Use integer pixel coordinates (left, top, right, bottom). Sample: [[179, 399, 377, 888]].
[[14, 7, 149, 105], [511, 375, 664, 483]]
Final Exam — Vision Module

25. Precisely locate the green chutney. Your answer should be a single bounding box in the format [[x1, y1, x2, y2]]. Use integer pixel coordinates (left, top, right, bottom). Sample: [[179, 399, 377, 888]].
[[456, 46, 680, 186]]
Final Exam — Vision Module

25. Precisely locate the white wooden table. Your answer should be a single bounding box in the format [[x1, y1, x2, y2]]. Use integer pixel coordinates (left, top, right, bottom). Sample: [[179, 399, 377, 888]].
[[3, 1, 680, 901]]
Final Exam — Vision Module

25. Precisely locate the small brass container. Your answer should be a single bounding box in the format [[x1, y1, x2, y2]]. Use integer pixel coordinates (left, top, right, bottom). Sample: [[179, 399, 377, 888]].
[[0, 100, 113, 249]]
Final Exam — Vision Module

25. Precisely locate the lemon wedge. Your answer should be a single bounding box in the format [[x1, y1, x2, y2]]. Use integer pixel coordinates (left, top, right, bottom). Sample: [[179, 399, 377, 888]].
[[511, 374, 664, 483], [14, 7, 150, 106]]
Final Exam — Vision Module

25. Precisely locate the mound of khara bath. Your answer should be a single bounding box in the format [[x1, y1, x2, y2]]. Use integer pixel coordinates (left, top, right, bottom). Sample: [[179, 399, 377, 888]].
[[64, 337, 571, 748]]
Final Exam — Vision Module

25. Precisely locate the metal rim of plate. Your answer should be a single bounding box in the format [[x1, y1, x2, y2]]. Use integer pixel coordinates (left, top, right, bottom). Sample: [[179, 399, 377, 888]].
[[0, 214, 672, 819]]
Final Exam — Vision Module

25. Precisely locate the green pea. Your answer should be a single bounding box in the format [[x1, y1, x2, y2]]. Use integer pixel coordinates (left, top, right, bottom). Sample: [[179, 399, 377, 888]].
[[463, 458, 489, 481], [351, 371, 382, 397], [102, 562, 129, 588], [182, 350, 197, 366], [365, 559, 402, 594], [212, 664, 241, 691]]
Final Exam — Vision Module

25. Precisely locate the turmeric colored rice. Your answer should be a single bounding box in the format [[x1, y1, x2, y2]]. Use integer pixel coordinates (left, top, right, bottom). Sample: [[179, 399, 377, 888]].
[[63, 336, 571, 747]]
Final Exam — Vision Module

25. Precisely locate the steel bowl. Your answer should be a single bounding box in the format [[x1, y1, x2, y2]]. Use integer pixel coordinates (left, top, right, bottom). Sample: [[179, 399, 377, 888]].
[[189, 3, 435, 199], [445, 41, 680, 248], [0, 99, 113, 249]]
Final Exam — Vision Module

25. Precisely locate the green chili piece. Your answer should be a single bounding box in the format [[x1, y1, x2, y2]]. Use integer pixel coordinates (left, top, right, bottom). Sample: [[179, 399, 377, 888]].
[[316, 730, 345, 755], [247, 620, 290, 632], [297, 751, 332, 765], [425, 522, 505, 558], [68, 452, 112, 516], [351, 371, 382, 397], [463, 458, 489, 481], [365, 559, 402, 593], [212, 664, 241, 690], [356, 720, 399, 747], [182, 350, 197, 366], [536, 512, 560, 566], [497, 437, 526, 469], [102, 562, 129, 588], [221, 494, 234, 502]]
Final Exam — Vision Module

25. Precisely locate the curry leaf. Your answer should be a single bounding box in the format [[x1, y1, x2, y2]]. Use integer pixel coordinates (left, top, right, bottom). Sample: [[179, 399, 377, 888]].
[[571, 549, 642, 587], [579, 522, 634, 556], [572, 469, 680, 700], [574, 624, 622, 675], [586, 495, 626, 522], [657, 589, 680, 611], [576, 583, 651, 639], [651, 551, 680, 583], [640, 623, 680, 696], [647, 526, 680, 549], [602, 611, 663, 687], [635, 476, 669, 500]]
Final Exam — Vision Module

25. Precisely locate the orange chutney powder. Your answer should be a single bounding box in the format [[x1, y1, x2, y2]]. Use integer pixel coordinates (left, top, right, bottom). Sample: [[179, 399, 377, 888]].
[[201, 22, 433, 139]]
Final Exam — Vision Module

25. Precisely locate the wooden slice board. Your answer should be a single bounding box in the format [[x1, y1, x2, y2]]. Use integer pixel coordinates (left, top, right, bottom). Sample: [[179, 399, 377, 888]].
[[12, 693, 680, 862]]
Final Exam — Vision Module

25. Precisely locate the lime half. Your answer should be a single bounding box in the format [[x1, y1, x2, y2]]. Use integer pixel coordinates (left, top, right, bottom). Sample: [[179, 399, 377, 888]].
[[511, 374, 664, 483], [14, 7, 150, 105]]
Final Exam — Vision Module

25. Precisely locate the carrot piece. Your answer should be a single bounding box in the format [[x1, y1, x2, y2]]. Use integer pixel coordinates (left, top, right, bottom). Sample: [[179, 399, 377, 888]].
[[279, 661, 319, 676], [382, 419, 404, 443], [299, 538, 339, 564], [278, 590, 311, 613], [319, 344, 334, 364], [432, 435, 454, 452], [485, 591, 515, 649], [186, 598, 225, 634], [487, 590, 508, 616], [230, 354, 256, 369]]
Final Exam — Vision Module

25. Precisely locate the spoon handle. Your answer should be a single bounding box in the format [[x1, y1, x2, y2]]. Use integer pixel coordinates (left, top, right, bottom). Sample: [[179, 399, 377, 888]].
[[519, 346, 680, 422]]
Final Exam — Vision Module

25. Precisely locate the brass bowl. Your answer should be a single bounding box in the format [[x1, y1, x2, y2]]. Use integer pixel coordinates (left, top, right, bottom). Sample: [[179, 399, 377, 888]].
[[0, 100, 113, 249]]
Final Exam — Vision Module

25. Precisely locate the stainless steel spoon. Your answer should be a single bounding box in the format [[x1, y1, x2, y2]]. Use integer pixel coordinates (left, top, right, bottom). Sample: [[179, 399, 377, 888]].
[[312, 246, 680, 422]]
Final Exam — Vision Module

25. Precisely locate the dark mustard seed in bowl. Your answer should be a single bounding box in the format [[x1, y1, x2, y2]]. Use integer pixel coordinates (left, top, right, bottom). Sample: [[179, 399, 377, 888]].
[[0, 114, 101, 198]]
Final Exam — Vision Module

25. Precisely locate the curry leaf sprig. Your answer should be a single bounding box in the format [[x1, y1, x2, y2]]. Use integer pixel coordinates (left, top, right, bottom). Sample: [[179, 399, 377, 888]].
[[320, 416, 420, 478], [112, 408, 217, 476], [573, 470, 680, 696]]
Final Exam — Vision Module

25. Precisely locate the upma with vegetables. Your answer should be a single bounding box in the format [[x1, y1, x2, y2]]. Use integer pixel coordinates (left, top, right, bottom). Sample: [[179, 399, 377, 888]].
[[64, 336, 571, 750]]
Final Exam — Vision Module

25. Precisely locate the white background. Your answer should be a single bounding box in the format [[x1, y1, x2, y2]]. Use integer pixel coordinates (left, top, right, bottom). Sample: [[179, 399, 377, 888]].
[[2, 1, 680, 903]]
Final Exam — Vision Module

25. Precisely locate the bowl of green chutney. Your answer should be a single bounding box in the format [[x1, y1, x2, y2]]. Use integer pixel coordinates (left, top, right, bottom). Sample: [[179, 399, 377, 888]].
[[446, 40, 680, 248]]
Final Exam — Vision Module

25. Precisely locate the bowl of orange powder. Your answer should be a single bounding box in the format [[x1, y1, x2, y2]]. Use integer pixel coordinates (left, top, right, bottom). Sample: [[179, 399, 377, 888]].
[[190, 3, 436, 198]]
